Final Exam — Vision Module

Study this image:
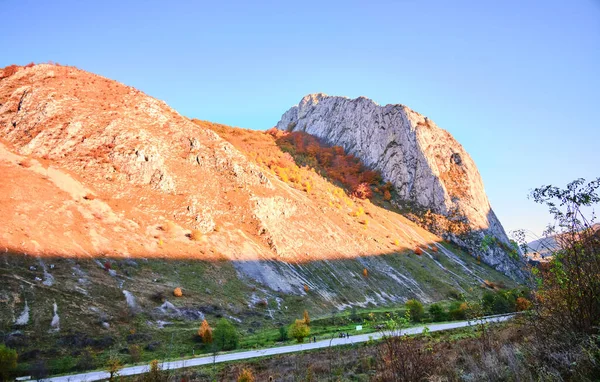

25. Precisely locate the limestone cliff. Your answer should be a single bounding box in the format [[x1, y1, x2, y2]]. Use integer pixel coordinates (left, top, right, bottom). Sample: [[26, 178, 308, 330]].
[[276, 93, 524, 279]]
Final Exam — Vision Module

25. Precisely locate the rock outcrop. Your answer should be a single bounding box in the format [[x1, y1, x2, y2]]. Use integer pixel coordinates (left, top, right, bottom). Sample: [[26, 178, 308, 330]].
[[277, 93, 524, 279]]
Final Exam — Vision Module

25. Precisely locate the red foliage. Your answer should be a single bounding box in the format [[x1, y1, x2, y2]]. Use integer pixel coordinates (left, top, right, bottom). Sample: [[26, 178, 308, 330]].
[[353, 183, 373, 199], [267, 130, 387, 201], [414, 247, 423, 256], [1, 64, 19, 78]]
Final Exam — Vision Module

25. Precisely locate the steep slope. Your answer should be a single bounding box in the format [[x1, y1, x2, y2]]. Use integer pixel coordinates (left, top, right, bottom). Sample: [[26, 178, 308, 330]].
[[277, 93, 524, 279], [0, 64, 517, 374]]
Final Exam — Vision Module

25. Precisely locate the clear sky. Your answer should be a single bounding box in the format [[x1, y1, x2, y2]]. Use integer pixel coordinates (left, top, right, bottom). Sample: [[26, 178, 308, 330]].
[[1, 0, 599, 239]]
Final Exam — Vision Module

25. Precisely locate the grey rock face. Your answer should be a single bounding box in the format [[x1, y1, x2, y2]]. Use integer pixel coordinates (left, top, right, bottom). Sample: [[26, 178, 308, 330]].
[[276, 94, 524, 280]]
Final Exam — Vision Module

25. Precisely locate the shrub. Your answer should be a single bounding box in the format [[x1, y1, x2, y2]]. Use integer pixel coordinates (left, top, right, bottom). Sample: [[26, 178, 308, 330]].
[[289, 319, 310, 343], [304, 284, 309, 293], [448, 301, 468, 320], [1, 64, 19, 79], [162, 220, 177, 235], [173, 287, 183, 297], [213, 318, 239, 351], [75, 347, 95, 371], [377, 335, 434, 382], [106, 356, 123, 382], [405, 299, 424, 322], [0, 345, 17, 381], [237, 367, 255, 382], [198, 319, 213, 344], [18, 158, 32, 168], [363, 268, 368, 277], [278, 326, 289, 341], [190, 229, 203, 241], [414, 247, 423, 256], [150, 291, 165, 303], [353, 183, 373, 199], [129, 344, 142, 363], [524, 178, 600, 335], [146, 360, 163, 382], [516, 297, 532, 311], [303, 310, 310, 326], [429, 303, 447, 322]]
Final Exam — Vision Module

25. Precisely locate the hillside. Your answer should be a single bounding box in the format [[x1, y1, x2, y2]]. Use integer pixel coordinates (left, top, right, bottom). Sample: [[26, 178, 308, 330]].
[[0, 64, 517, 375]]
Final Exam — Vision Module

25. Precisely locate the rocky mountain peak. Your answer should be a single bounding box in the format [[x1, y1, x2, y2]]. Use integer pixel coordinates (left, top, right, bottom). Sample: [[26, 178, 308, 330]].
[[277, 94, 524, 279]]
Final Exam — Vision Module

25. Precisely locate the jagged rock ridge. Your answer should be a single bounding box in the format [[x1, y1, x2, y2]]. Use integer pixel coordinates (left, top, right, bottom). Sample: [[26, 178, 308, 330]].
[[276, 93, 524, 279]]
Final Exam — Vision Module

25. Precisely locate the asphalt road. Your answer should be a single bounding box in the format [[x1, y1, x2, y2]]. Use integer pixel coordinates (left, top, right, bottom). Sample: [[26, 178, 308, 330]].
[[41, 314, 513, 382]]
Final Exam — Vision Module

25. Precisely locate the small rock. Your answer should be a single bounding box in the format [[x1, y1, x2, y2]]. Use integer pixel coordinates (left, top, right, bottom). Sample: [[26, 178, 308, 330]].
[[102, 322, 110, 329]]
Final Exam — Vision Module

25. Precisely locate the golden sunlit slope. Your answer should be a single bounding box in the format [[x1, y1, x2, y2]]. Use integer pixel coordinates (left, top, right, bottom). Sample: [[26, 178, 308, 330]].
[[0, 64, 515, 334]]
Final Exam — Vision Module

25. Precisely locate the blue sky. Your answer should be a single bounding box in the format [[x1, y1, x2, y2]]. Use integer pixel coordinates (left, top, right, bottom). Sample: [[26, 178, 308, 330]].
[[2, 0, 599, 238]]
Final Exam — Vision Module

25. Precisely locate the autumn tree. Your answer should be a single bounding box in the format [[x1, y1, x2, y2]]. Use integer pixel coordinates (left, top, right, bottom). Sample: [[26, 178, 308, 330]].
[[289, 319, 310, 343], [303, 310, 310, 326], [198, 319, 213, 344], [523, 178, 600, 336]]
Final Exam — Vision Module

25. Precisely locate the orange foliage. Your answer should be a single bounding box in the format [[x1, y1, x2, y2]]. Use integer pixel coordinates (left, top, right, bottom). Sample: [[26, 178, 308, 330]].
[[414, 247, 423, 256], [353, 183, 373, 199], [173, 287, 183, 297], [198, 319, 213, 343], [516, 297, 532, 311], [266, 130, 386, 199], [1, 64, 19, 78], [303, 284, 309, 293], [363, 268, 368, 277]]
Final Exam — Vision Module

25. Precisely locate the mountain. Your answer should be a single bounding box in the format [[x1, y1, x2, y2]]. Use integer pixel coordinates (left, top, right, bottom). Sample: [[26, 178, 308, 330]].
[[0, 64, 518, 373], [277, 93, 524, 279]]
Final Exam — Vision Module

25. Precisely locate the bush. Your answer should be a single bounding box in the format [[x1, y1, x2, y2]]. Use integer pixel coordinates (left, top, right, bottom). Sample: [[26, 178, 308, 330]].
[[190, 229, 203, 241], [145, 359, 164, 382], [289, 319, 310, 343], [150, 291, 165, 303], [429, 303, 447, 322], [0, 345, 17, 381], [173, 287, 183, 297], [405, 299, 424, 322], [278, 326, 289, 341], [129, 344, 142, 363], [106, 356, 123, 382], [303, 310, 310, 326], [198, 319, 213, 344], [1, 64, 19, 79], [448, 301, 468, 320], [213, 318, 239, 351], [515, 297, 531, 311], [237, 368, 255, 382], [75, 347, 96, 371]]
